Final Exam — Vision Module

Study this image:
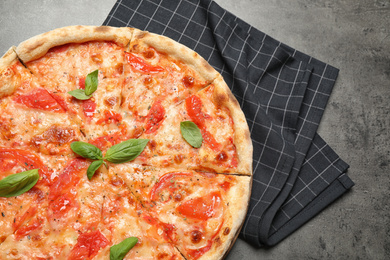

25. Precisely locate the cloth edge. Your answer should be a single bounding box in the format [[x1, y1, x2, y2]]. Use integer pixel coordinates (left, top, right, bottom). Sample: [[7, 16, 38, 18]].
[[264, 172, 354, 246]]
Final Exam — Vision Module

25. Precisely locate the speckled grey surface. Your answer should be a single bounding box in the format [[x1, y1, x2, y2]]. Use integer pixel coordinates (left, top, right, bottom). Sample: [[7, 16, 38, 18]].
[[0, 0, 389, 259]]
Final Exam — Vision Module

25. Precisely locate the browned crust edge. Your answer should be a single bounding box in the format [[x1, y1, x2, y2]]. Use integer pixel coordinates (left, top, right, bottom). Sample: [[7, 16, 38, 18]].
[[130, 28, 219, 83], [0, 46, 17, 70], [1, 26, 253, 260], [199, 175, 252, 260], [0, 47, 20, 98], [15, 25, 134, 63], [220, 175, 253, 260], [212, 75, 253, 176]]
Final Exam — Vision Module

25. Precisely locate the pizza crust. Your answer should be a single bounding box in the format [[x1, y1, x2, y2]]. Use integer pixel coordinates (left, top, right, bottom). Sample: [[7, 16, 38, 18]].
[[130, 28, 219, 83], [0, 47, 20, 98], [15, 25, 134, 63], [200, 175, 252, 260], [0, 46, 17, 69], [1, 25, 253, 260], [212, 75, 253, 175]]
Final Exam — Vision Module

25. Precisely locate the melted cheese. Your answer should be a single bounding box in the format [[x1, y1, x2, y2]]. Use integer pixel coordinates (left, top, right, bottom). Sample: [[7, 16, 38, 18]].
[[109, 164, 231, 258], [0, 36, 245, 260]]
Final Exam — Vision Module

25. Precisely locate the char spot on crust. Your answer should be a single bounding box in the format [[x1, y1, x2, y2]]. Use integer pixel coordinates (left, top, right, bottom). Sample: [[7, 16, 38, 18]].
[[214, 92, 228, 107], [94, 26, 110, 33], [227, 90, 241, 109], [214, 236, 222, 246], [131, 43, 139, 52], [137, 32, 148, 39]]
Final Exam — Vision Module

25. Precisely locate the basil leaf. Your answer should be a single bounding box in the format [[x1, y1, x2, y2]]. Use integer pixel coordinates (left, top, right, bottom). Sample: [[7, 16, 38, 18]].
[[180, 121, 203, 148], [70, 141, 103, 160], [85, 69, 99, 96], [67, 89, 91, 100], [87, 160, 103, 180], [110, 237, 138, 260], [0, 169, 39, 198], [104, 139, 149, 164]]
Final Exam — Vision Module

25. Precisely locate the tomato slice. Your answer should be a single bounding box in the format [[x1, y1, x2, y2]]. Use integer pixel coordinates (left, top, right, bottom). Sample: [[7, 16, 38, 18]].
[[149, 172, 192, 201], [200, 129, 221, 152], [142, 214, 176, 242], [177, 191, 221, 221], [125, 52, 164, 74], [50, 92, 69, 112], [185, 95, 221, 151], [12, 188, 46, 240], [187, 240, 212, 260], [48, 159, 88, 218], [144, 100, 165, 134], [48, 159, 87, 201], [82, 99, 96, 118], [14, 216, 43, 240], [78, 77, 86, 89], [13, 206, 38, 232], [14, 88, 66, 112], [89, 131, 123, 151], [185, 95, 206, 128], [48, 192, 78, 219], [68, 230, 109, 260], [0, 148, 52, 185], [96, 110, 122, 125]]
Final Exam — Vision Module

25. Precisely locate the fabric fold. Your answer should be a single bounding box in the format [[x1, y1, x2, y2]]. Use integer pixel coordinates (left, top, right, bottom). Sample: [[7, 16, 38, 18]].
[[103, 0, 354, 248]]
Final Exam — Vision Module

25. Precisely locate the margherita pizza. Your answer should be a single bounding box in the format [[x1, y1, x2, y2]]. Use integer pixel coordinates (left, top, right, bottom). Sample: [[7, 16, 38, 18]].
[[0, 26, 253, 260]]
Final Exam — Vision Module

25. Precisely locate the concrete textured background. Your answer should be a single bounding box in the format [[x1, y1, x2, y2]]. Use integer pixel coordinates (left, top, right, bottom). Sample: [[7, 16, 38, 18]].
[[0, 0, 389, 259]]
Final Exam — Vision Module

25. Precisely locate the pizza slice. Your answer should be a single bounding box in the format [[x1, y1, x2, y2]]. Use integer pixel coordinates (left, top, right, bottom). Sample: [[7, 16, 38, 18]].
[[0, 158, 108, 259], [0, 47, 85, 176], [0, 149, 82, 254], [127, 75, 252, 175], [15, 26, 133, 142], [119, 29, 219, 139], [0, 26, 253, 260], [92, 167, 185, 260], [0, 155, 186, 260], [109, 163, 251, 260], [0, 183, 48, 251], [0, 46, 76, 150], [0, 92, 84, 157], [0, 47, 34, 98]]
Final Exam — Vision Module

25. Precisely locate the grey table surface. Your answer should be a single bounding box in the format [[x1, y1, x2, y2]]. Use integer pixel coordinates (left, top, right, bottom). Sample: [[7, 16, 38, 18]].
[[0, 0, 389, 259]]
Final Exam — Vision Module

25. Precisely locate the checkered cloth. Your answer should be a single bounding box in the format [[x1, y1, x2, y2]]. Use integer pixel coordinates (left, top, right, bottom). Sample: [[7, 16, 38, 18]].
[[103, 0, 354, 247]]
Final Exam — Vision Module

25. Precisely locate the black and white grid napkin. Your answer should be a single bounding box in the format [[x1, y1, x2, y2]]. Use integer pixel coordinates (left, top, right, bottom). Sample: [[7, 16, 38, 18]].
[[103, 0, 354, 248]]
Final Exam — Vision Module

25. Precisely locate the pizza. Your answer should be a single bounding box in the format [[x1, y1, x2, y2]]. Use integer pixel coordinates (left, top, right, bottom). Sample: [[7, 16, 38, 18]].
[[0, 26, 253, 260]]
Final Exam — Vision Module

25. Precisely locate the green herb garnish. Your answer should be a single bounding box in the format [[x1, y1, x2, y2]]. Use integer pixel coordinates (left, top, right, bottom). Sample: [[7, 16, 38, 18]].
[[87, 160, 104, 180], [70, 139, 149, 180], [84, 69, 99, 96], [110, 237, 138, 260], [104, 139, 149, 164], [180, 121, 203, 148], [70, 142, 103, 160], [67, 89, 92, 100], [68, 70, 99, 100], [0, 169, 39, 198]]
